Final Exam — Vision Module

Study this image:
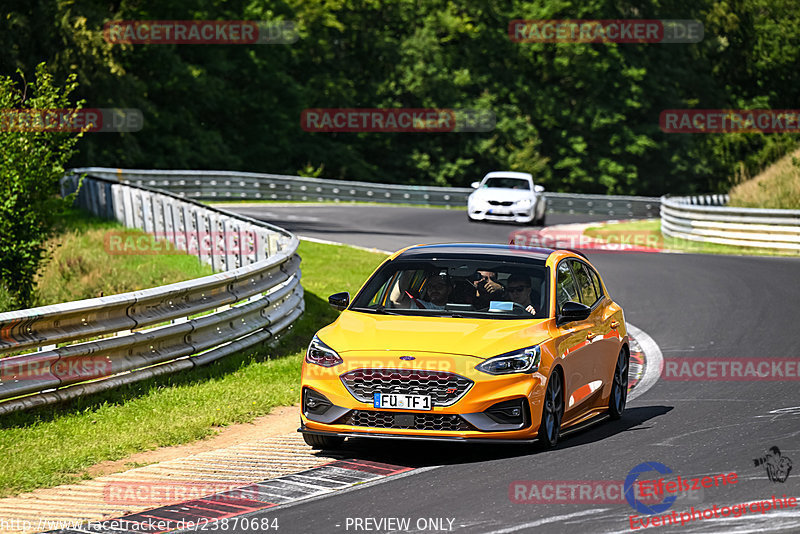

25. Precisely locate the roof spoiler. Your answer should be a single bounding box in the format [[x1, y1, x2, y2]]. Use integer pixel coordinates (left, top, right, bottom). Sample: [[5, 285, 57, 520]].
[[564, 248, 589, 259]]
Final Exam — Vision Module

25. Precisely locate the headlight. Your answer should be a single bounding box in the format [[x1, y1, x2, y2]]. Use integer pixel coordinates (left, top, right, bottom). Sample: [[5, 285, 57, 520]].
[[305, 335, 343, 367], [515, 198, 533, 208], [476, 345, 541, 375]]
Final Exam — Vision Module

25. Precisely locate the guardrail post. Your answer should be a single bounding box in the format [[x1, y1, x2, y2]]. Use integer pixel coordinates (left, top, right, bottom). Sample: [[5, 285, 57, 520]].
[[164, 201, 176, 251]]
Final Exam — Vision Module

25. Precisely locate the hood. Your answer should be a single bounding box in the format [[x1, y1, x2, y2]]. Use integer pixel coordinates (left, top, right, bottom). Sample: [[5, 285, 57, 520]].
[[317, 310, 550, 359], [470, 188, 534, 203]]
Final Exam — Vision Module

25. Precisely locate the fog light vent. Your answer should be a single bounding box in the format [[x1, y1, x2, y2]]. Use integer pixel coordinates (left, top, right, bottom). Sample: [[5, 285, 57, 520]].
[[484, 398, 527, 425], [303, 388, 333, 416]]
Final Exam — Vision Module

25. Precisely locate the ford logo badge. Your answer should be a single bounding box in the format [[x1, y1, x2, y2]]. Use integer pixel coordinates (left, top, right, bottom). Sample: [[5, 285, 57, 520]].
[[400, 356, 415, 361]]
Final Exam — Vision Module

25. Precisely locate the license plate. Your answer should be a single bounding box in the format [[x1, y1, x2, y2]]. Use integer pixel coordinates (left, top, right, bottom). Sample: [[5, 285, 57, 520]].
[[373, 392, 432, 411], [488, 209, 508, 215]]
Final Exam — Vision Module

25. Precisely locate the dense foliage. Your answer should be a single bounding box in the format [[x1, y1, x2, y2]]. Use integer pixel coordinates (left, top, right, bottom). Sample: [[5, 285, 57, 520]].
[[1, 0, 799, 197], [0, 64, 83, 307]]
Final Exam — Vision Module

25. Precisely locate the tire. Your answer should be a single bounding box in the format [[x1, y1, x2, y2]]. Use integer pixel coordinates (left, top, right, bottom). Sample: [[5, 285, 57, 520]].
[[303, 432, 345, 450], [538, 212, 546, 227], [608, 348, 629, 420], [537, 370, 564, 448]]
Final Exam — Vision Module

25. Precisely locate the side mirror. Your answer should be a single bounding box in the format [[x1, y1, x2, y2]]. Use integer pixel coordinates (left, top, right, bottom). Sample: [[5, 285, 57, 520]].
[[471, 181, 481, 189], [328, 292, 350, 311], [534, 185, 545, 193], [557, 301, 591, 325]]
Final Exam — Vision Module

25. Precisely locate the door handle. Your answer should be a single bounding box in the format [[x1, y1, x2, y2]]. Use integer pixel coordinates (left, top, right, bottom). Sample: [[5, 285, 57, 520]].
[[586, 332, 598, 341], [610, 321, 620, 329]]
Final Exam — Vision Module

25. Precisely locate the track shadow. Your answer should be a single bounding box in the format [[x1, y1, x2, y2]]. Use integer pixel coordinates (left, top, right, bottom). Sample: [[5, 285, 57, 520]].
[[313, 405, 673, 468], [244, 215, 420, 237]]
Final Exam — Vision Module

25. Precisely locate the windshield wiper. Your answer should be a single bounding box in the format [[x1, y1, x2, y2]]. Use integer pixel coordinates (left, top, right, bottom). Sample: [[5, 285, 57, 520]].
[[350, 306, 400, 315]]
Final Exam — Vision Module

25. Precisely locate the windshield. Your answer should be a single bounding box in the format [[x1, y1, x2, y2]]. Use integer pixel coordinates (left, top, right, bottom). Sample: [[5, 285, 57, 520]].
[[482, 177, 532, 190], [350, 258, 549, 319]]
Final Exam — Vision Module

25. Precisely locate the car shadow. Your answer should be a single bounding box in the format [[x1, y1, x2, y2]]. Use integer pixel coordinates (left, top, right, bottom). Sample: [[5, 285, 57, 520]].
[[314, 405, 672, 467]]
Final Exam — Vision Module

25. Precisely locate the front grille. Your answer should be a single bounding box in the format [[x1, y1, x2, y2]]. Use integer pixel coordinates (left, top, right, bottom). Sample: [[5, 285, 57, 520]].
[[338, 410, 474, 431], [488, 200, 514, 206], [340, 368, 473, 406]]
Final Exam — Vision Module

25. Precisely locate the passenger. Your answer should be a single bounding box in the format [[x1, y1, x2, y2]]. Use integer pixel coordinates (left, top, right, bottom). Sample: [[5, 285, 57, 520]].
[[472, 271, 505, 309], [505, 273, 536, 315]]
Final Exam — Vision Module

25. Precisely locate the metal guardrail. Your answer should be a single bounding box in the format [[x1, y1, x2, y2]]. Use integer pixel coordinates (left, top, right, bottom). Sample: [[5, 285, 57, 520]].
[[72, 167, 662, 218], [0, 174, 304, 414], [661, 195, 800, 251]]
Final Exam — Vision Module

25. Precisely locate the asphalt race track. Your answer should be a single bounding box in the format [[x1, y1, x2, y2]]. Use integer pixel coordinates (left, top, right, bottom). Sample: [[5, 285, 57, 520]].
[[223, 204, 605, 252], [222, 204, 800, 534]]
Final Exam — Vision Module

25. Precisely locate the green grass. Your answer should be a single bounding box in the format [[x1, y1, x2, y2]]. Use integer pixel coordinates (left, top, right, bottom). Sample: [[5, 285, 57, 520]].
[[0, 209, 215, 313], [0, 240, 388, 497], [584, 219, 800, 257], [728, 148, 800, 209]]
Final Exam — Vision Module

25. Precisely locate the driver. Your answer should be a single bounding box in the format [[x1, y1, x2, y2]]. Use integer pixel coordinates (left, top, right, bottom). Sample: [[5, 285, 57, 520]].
[[390, 271, 451, 310], [505, 273, 536, 315], [419, 274, 452, 309]]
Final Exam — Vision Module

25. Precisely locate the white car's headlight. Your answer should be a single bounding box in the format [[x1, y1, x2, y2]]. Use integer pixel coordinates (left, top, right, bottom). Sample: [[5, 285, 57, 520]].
[[305, 335, 343, 367], [515, 198, 533, 208], [476, 345, 541, 375]]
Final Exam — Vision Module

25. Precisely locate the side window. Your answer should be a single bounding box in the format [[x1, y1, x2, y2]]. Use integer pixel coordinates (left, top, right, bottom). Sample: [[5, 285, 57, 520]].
[[573, 261, 599, 307], [386, 269, 425, 308], [556, 261, 580, 311], [369, 276, 393, 306], [588, 265, 604, 300]]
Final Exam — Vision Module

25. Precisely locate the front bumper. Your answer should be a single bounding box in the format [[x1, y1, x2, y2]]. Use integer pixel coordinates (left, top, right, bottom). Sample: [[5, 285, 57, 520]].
[[300, 360, 547, 441], [468, 208, 535, 223], [299, 424, 541, 444]]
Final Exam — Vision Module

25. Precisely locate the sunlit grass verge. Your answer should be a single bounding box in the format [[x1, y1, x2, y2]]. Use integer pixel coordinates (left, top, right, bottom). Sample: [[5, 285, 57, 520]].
[[0, 208, 215, 313], [584, 219, 800, 257], [0, 240, 388, 497], [728, 148, 800, 209]]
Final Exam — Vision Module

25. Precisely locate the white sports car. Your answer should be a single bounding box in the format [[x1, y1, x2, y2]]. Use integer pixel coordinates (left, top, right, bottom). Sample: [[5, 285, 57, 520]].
[[467, 171, 547, 225]]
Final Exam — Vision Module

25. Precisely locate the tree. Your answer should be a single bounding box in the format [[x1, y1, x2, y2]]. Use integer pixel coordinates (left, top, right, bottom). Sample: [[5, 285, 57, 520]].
[[0, 63, 84, 308]]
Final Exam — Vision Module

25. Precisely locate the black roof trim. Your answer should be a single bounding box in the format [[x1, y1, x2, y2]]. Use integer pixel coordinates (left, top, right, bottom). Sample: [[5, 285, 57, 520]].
[[397, 243, 555, 261]]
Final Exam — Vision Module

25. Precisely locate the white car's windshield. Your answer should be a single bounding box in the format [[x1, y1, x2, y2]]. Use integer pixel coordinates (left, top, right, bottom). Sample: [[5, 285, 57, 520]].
[[482, 177, 532, 190], [350, 259, 549, 319]]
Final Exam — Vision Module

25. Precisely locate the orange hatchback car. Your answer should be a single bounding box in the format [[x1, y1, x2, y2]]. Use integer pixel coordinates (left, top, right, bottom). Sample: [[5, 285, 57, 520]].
[[299, 244, 629, 449]]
